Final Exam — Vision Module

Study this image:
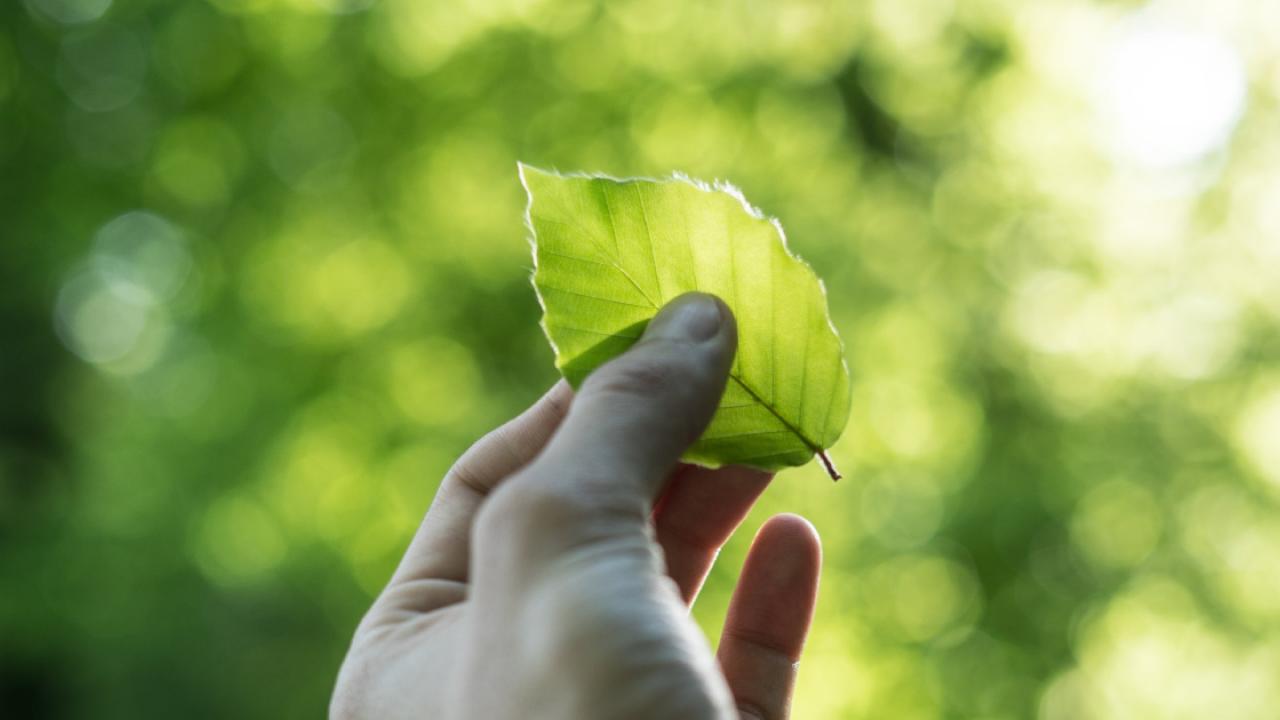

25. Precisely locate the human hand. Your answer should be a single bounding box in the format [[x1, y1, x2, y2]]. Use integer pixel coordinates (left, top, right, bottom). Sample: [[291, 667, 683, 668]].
[[331, 293, 822, 720]]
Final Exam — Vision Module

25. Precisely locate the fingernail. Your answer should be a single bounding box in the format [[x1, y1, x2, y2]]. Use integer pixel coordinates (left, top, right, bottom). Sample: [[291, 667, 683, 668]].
[[645, 293, 723, 343]]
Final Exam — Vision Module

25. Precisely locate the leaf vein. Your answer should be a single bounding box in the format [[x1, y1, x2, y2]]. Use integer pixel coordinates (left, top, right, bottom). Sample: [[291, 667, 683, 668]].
[[635, 184, 664, 300], [731, 449, 811, 465], [536, 214, 658, 308], [817, 350, 842, 445], [701, 428, 792, 442], [538, 247, 613, 267], [538, 283, 654, 309], [726, 202, 741, 377], [681, 193, 698, 292], [729, 375, 822, 453], [547, 323, 641, 340], [796, 286, 812, 429]]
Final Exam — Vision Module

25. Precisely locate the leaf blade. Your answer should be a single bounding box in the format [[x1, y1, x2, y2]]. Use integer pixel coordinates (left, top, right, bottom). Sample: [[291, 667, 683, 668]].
[[522, 163, 851, 475]]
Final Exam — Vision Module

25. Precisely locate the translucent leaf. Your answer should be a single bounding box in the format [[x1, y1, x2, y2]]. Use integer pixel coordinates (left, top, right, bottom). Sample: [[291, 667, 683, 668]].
[[521, 164, 851, 478]]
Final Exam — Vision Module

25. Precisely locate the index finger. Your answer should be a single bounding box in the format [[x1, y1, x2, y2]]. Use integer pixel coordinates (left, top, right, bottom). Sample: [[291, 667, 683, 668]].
[[473, 292, 737, 582], [386, 381, 571, 596], [653, 463, 773, 605]]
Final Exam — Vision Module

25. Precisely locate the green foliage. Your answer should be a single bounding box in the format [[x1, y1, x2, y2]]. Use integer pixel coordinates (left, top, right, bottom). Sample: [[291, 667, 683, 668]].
[[524, 165, 850, 474]]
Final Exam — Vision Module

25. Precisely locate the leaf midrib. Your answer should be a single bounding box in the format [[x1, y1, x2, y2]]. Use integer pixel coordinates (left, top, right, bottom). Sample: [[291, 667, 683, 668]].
[[727, 374, 821, 455]]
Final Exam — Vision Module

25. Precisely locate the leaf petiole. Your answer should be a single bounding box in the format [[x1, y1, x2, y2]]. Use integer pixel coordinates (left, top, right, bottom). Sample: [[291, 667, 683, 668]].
[[817, 450, 841, 481]]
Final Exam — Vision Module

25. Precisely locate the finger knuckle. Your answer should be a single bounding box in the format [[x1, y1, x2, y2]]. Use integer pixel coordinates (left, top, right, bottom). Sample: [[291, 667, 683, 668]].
[[476, 475, 591, 542], [475, 470, 646, 565]]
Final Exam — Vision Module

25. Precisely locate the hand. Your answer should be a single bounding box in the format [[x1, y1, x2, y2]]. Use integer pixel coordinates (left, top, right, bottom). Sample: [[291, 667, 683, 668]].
[[331, 293, 823, 720]]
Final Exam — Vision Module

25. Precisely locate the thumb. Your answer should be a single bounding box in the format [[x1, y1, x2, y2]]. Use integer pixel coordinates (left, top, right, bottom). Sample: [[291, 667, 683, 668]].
[[462, 293, 742, 720], [477, 292, 736, 576], [546, 291, 736, 499]]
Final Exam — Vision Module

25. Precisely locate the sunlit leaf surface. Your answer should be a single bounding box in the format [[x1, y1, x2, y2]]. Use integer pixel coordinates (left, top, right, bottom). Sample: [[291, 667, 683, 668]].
[[524, 165, 851, 474]]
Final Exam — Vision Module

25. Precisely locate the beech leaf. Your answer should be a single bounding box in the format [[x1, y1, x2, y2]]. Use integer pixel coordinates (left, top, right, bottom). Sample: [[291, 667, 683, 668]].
[[521, 164, 851, 479]]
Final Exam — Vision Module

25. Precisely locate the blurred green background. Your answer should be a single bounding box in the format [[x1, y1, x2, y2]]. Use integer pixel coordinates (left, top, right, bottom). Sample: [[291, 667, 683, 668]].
[[4, 0, 1280, 717]]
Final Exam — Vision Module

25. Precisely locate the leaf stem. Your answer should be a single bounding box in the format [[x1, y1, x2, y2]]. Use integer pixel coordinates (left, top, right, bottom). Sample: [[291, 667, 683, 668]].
[[817, 450, 842, 481]]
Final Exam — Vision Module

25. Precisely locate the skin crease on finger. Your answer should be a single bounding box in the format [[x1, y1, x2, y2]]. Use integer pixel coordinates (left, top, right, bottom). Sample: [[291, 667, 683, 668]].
[[331, 294, 822, 720]]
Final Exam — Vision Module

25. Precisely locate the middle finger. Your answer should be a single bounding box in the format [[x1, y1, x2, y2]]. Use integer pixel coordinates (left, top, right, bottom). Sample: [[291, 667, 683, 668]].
[[651, 463, 773, 605]]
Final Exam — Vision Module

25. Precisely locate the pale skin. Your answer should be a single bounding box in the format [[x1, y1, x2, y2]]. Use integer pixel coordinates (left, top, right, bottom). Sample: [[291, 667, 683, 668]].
[[331, 293, 823, 720]]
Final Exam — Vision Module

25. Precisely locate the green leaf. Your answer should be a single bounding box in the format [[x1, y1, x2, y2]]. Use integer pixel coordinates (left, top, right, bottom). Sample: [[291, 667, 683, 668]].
[[521, 164, 851, 478]]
